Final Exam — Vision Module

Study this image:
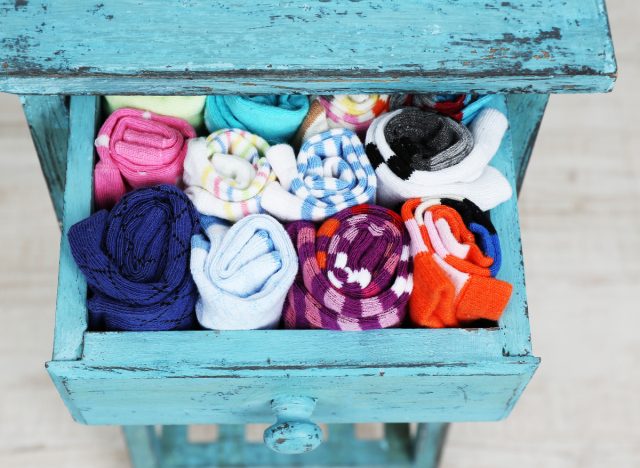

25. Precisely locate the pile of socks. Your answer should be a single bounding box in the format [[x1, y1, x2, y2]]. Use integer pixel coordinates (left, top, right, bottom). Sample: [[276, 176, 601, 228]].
[[68, 93, 514, 331]]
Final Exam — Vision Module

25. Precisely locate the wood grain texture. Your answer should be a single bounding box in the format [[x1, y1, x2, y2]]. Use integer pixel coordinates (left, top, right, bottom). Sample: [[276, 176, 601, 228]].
[[19, 95, 68, 224], [507, 94, 550, 191], [52, 95, 97, 361], [0, 0, 616, 95]]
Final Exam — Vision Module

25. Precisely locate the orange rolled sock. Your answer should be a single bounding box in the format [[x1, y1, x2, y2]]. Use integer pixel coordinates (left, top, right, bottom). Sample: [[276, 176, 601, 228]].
[[402, 197, 512, 328]]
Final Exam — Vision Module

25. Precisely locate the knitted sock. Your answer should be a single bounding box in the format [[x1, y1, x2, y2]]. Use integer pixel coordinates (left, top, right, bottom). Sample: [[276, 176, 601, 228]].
[[204, 95, 310, 144], [94, 108, 196, 209], [292, 99, 330, 149], [261, 128, 376, 222], [319, 94, 390, 136], [183, 129, 275, 221], [366, 107, 512, 211], [441, 198, 502, 276], [284, 204, 413, 330], [104, 96, 206, 128], [409, 94, 497, 125], [411, 94, 470, 121], [68, 185, 199, 331], [190, 214, 298, 330], [402, 197, 511, 327], [383, 108, 474, 171]]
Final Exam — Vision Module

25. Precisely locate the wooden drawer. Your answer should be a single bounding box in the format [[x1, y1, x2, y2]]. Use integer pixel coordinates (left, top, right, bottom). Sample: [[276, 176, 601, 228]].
[[47, 94, 539, 426]]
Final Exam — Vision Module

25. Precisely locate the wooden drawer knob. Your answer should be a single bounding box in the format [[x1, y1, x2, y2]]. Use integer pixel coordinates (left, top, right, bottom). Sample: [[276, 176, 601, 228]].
[[263, 396, 322, 454]]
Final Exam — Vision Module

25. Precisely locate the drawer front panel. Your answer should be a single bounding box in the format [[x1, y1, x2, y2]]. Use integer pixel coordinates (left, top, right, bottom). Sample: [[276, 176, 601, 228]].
[[48, 359, 537, 425]]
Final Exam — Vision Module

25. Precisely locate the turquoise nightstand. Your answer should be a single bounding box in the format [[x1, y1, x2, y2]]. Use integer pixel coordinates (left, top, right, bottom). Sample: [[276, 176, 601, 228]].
[[0, 1, 616, 466]]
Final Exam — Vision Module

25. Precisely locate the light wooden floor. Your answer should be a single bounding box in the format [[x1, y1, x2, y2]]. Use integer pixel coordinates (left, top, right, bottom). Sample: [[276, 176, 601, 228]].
[[1, 2, 638, 466]]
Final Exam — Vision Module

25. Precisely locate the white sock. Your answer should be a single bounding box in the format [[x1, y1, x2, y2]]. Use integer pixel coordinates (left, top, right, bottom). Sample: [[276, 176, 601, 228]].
[[366, 107, 512, 211]]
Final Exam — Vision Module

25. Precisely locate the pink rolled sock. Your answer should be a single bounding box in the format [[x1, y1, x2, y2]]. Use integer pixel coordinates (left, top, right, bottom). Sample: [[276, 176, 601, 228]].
[[93, 108, 196, 209]]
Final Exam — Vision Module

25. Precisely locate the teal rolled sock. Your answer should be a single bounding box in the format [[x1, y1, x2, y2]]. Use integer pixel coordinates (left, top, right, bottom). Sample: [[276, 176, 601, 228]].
[[205, 95, 310, 144]]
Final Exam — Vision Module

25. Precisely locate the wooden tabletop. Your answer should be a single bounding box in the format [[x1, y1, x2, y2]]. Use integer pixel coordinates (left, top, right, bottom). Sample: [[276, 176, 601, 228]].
[[1, 1, 616, 94]]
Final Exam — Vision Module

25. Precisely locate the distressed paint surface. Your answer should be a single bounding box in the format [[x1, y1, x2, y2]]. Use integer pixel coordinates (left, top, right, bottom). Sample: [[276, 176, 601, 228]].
[[263, 396, 322, 454], [52, 95, 97, 361], [46, 95, 538, 428], [19, 95, 68, 224], [0, 0, 616, 95], [507, 94, 550, 191], [413, 423, 449, 468]]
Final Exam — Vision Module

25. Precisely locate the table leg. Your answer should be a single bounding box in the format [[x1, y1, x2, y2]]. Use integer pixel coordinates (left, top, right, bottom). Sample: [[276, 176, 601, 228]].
[[413, 423, 449, 468], [123, 426, 161, 468]]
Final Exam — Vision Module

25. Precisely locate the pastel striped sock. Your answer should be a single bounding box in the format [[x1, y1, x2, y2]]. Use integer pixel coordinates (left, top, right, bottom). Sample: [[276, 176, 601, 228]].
[[183, 128, 275, 221]]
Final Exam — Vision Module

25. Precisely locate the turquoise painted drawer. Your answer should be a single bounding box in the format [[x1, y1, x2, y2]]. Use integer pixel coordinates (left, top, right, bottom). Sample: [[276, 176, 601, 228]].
[[46, 94, 539, 426]]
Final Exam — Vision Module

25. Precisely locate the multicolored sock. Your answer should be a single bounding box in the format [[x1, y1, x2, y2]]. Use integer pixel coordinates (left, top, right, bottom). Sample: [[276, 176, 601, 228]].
[[183, 129, 275, 221], [402, 197, 512, 328], [284, 204, 413, 330]]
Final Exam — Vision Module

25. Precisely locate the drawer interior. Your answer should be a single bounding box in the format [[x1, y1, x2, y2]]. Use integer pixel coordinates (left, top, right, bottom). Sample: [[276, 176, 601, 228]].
[[47, 94, 538, 425]]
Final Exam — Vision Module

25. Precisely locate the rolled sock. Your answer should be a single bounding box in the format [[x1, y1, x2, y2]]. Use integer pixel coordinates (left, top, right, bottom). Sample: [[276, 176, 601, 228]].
[[204, 95, 310, 144], [68, 185, 200, 331], [292, 99, 330, 149], [366, 107, 512, 210], [284, 204, 413, 330], [293, 95, 391, 145], [401, 197, 512, 328], [191, 214, 298, 330], [383, 108, 474, 171], [93, 108, 196, 209], [183, 128, 275, 221], [104, 96, 206, 128], [409, 94, 497, 125], [320, 94, 391, 134], [411, 93, 470, 121], [261, 128, 376, 222], [441, 198, 502, 276]]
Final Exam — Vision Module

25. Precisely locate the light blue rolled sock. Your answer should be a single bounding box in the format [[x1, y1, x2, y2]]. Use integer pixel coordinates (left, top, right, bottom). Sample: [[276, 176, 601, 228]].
[[190, 214, 298, 330], [205, 95, 310, 144]]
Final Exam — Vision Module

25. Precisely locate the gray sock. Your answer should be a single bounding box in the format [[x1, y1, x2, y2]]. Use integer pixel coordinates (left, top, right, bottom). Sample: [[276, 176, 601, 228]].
[[384, 108, 474, 171]]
